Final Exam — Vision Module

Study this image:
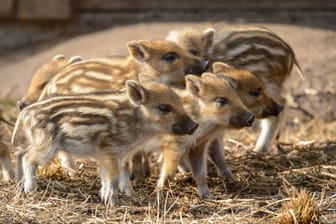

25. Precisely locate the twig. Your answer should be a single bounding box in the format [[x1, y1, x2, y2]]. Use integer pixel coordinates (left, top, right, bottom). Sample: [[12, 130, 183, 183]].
[[0, 117, 14, 126], [289, 105, 314, 119], [289, 209, 298, 224]]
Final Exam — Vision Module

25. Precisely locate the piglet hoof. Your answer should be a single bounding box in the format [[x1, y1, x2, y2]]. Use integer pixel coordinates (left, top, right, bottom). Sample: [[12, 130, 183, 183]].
[[100, 180, 119, 206], [119, 183, 134, 196], [100, 189, 118, 207], [222, 169, 237, 182], [59, 154, 78, 177], [253, 145, 269, 154], [132, 171, 145, 185], [104, 197, 118, 207], [197, 185, 212, 199], [143, 163, 151, 179], [24, 180, 37, 193], [125, 187, 134, 196]]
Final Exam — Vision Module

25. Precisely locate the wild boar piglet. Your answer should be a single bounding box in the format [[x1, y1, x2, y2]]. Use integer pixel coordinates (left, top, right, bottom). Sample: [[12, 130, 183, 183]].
[[166, 26, 303, 153], [156, 72, 255, 198], [13, 76, 197, 206]]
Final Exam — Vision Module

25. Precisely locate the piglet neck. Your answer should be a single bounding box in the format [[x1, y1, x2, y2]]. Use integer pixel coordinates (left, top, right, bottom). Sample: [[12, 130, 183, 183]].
[[174, 88, 201, 122], [131, 106, 159, 140]]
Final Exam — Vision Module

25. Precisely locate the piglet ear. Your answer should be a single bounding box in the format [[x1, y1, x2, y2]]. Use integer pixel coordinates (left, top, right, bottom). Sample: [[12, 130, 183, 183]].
[[126, 80, 148, 105], [127, 40, 151, 63], [201, 72, 216, 80], [185, 75, 203, 98], [68, 55, 82, 64], [52, 54, 66, 61], [212, 62, 233, 73], [202, 28, 215, 49], [138, 73, 156, 83]]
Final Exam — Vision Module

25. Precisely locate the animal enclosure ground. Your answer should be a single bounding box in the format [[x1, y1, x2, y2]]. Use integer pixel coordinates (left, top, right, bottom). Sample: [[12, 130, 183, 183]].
[[0, 21, 335, 223], [0, 127, 335, 223]]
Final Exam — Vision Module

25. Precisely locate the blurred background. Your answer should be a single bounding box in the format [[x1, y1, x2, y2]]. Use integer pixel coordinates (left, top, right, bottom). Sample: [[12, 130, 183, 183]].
[[1, 0, 335, 52]]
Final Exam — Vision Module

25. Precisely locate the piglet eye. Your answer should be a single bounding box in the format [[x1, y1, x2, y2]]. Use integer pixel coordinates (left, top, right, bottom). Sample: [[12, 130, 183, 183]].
[[157, 104, 172, 113], [162, 52, 179, 62], [189, 49, 199, 56], [249, 88, 262, 97], [215, 97, 229, 107]]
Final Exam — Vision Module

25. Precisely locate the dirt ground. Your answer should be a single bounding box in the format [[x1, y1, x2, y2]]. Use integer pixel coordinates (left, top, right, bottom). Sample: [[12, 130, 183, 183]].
[[0, 21, 335, 223]]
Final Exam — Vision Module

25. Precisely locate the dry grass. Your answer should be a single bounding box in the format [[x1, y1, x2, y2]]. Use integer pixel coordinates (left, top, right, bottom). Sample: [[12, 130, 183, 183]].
[[0, 93, 335, 223], [274, 188, 321, 224]]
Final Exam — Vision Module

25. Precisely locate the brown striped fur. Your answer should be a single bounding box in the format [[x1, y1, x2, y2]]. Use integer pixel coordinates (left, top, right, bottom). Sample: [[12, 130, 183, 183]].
[[17, 40, 208, 179], [132, 63, 283, 189], [129, 62, 284, 191], [156, 72, 255, 198], [38, 40, 208, 101], [12, 78, 197, 206], [166, 26, 302, 153], [17, 55, 82, 111], [172, 62, 283, 190]]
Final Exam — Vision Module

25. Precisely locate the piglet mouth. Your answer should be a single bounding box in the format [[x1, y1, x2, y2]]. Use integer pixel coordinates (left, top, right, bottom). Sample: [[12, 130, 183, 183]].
[[186, 122, 199, 135], [229, 113, 255, 128], [262, 103, 284, 118], [183, 60, 209, 76], [172, 121, 199, 135]]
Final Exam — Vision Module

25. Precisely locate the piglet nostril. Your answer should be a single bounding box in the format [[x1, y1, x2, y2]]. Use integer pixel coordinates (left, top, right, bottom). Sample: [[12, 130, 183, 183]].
[[245, 113, 255, 126], [201, 60, 210, 70], [172, 123, 182, 135], [187, 122, 198, 135]]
